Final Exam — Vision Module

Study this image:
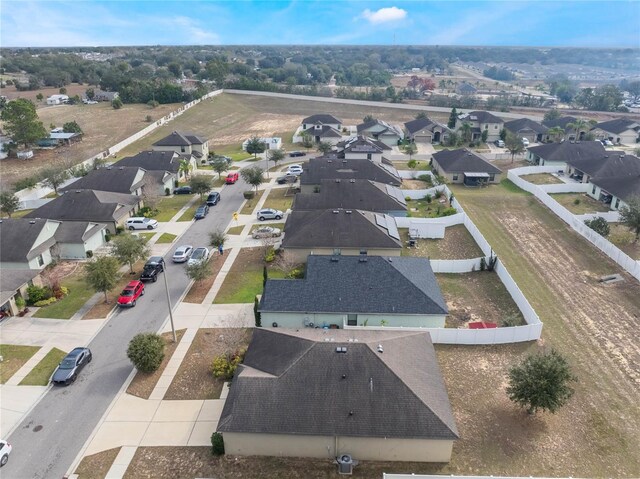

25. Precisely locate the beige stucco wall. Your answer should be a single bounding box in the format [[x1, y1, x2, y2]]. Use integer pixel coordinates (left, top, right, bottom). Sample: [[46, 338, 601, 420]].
[[262, 312, 446, 329], [344, 152, 383, 162], [222, 432, 453, 462], [283, 247, 401, 263]]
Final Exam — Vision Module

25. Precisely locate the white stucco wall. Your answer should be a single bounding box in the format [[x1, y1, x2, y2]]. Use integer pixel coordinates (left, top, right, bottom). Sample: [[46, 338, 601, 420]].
[[284, 248, 401, 263]]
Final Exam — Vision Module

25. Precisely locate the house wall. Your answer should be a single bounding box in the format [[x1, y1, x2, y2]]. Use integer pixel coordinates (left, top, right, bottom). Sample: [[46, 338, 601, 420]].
[[593, 128, 638, 145], [262, 312, 446, 329], [587, 183, 625, 211], [1, 248, 55, 270], [59, 230, 106, 259], [431, 161, 500, 184], [303, 122, 341, 131], [154, 144, 193, 156], [283, 247, 401, 263], [222, 432, 454, 462], [344, 152, 383, 162], [377, 132, 401, 147]]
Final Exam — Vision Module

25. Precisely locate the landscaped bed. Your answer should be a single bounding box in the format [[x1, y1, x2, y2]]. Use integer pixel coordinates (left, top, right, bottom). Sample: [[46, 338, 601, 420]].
[[164, 328, 252, 400], [19, 347, 67, 386], [32, 269, 95, 320], [406, 195, 454, 218], [549, 193, 610, 214], [74, 446, 121, 479], [521, 173, 564, 185], [226, 225, 245, 235], [402, 178, 433, 190], [155, 195, 196, 222], [0, 344, 41, 383], [262, 188, 295, 212], [239, 190, 264, 215], [183, 254, 227, 304], [126, 329, 186, 399], [400, 225, 483, 260]]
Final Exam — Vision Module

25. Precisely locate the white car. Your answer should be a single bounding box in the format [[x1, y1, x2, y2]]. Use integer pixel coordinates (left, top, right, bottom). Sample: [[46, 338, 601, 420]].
[[252, 226, 282, 239], [0, 439, 12, 467], [125, 217, 159, 230], [602, 139, 613, 146], [172, 245, 193, 263], [521, 138, 530, 147], [187, 247, 210, 266], [287, 164, 304, 176]]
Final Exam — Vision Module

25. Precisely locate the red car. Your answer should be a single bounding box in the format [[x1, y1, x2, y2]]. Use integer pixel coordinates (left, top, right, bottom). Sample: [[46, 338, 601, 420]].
[[225, 172, 239, 184], [117, 280, 145, 307]]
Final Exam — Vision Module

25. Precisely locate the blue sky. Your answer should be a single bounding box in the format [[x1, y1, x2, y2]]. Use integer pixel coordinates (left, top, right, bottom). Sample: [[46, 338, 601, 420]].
[[1, 1, 639, 48]]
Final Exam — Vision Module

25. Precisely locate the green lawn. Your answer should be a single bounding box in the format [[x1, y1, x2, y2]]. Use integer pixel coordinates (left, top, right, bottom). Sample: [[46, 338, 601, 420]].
[[2, 209, 33, 219], [137, 232, 156, 243], [33, 271, 95, 320], [156, 233, 177, 244], [19, 347, 67, 386], [155, 195, 196, 222], [262, 188, 295, 212], [549, 193, 611, 214], [177, 206, 198, 222], [392, 160, 430, 170], [521, 173, 564, 185], [239, 190, 264, 215], [226, 225, 245, 235], [406, 196, 455, 218], [0, 344, 41, 383]]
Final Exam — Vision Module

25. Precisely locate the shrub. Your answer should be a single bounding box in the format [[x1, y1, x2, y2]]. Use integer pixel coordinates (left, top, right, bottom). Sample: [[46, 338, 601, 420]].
[[137, 206, 157, 218], [127, 333, 165, 373], [434, 189, 444, 199], [145, 115, 153, 123], [15, 296, 26, 310], [264, 248, 276, 263], [573, 198, 581, 205], [112, 97, 123, 109], [116, 226, 124, 234], [86, 250, 94, 258], [437, 207, 457, 217], [584, 217, 610, 237], [405, 196, 412, 202], [14, 176, 39, 191], [164, 187, 170, 196], [104, 233, 111, 242], [34, 297, 57, 307], [286, 267, 305, 279], [211, 349, 246, 380], [211, 432, 225, 456], [424, 194, 432, 203], [243, 191, 255, 200], [501, 315, 522, 327], [27, 285, 51, 303], [254, 296, 261, 327]]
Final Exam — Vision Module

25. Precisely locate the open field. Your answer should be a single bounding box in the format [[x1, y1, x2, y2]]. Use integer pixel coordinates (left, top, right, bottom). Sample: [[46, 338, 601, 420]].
[[400, 225, 483, 259], [550, 192, 611, 214], [0, 344, 40, 383]]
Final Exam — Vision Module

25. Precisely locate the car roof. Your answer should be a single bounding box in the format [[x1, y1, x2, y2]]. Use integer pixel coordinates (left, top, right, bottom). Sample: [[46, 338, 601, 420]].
[[193, 247, 207, 251], [148, 256, 163, 262], [176, 245, 192, 251], [68, 347, 87, 356]]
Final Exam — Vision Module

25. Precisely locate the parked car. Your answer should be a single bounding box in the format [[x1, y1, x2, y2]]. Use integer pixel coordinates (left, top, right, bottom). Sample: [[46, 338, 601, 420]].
[[125, 217, 159, 231], [140, 256, 165, 282], [257, 208, 284, 221], [51, 347, 92, 386], [172, 245, 193, 263], [252, 226, 282, 239], [289, 151, 305, 157], [206, 192, 221, 206], [602, 139, 613, 146], [194, 204, 209, 220], [521, 138, 530, 147], [0, 440, 12, 467], [276, 174, 298, 184], [117, 280, 145, 307], [287, 164, 304, 176], [173, 186, 192, 195], [187, 247, 210, 266], [495, 139, 505, 148], [209, 154, 232, 164], [225, 172, 239, 184]]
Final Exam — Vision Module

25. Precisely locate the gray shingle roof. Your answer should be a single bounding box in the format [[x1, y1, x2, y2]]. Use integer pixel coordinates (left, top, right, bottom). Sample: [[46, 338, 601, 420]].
[[590, 173, 640, 202], [542, 116, 578, 132], [568, 152, 639, 177], [459, 110, 503, 124], [54, 221, 106, 244], [356, 120, 403, 138], [0, 268, 41, 303], [0, 218, 59, 263], [293, 179, 406, 212], [261, 255, 447, 315], [593, 118, 640, 135], [301, 158, 401, 187], [404, 117, 448, 135], [432, 148, 502, 174], [528, 141, 606, 164], [117, 151, 181, 173], [340, 135, 391, 153], [315, 125, 342, 138], [152, 131, 205, 147], [282, 209, 402, 250], [504, 118, 549, 135], [302, 114, 341, 125], [60, 167, 145, 195], [217, 328, 458, 440]]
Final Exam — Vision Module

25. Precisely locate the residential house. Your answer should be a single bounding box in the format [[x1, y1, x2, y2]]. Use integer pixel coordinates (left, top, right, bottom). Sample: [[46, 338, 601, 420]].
[[25, 190, 142, 234], [46, 94, 69, 105], [0, 269, 43, 317], [217, 328, 459, 462], [356, 119, 404, 146], [431, 148, 502, 186], [457, 110, 503, 142], [591, 119, 640, 145], [300, 157, 401, 193], [301, 114, 342, 132], [503, 118, 550, 143], [293, 179, 407, 216], [141, 169, 177, 196], [337, 135, 391, 162], [456, 82, 477, 95], [54, 221, 108, 259], [0, 218, 61, 270], [404, 117, 450, 144], [281, 209, 402, 262], [564, 150, 631, 184], [542, 116, 587, 140], [300, 114, 343, 145], [526, 141, 607, 168], [242, 137, 282, 151], [117, 150, 183, 180], [152, 131, 209, 168], [260, 254, 448, 328], [60, 166, 147, 196], [588, 169, 640, 212], [92, 89, 119, 102]]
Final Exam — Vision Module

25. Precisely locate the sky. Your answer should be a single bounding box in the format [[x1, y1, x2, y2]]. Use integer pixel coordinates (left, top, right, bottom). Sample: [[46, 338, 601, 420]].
[[1, 1, 639, 48]]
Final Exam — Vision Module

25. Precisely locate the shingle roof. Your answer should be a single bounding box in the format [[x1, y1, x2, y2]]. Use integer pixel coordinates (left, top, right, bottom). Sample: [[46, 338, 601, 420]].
[[54, 221, 106, 244], [217, 328, 458, 440], [404, 117, 448, 135], [0, 268, 41, 303], [593, 118, 640, 135], [25, 190, 138, 224], [301, 158, 401, 187], [293, 179, 406, 212], [356, 119, 403, 138], [261, 255, 447, 315], [459, 110, 503, 124], [340, 135, 391, 153], [60, 167, 145, 195], [432, 148, 502, 174], [315, 125, 342, 138], [282, 209, 402, 250], [590, 174, 640, 202], [117, 151, 181, 173], [302, 114, 342, 125], [504, 118, 549, 135], [152, 131, 205, 147], [0, 218, 59, 263], [568, 152, 639, 178], [528, 141, 606, 164]]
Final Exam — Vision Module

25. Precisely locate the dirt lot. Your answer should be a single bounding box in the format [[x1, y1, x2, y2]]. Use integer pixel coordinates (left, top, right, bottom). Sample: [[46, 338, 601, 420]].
[[0, 82, 88, 102], [74, 446, 121, 479], [400, 224, 483, 260], [183, 254, 226, 303], [521, 173, 564, 185]]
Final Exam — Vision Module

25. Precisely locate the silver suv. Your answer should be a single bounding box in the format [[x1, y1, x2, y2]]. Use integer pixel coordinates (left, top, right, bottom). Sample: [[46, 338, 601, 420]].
[[257, 208, 283, 221], [125, 217, 159, 230]]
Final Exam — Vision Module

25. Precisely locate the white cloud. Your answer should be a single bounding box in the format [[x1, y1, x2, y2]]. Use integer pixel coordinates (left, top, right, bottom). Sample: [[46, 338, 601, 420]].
[[360, 6, 407, 25]]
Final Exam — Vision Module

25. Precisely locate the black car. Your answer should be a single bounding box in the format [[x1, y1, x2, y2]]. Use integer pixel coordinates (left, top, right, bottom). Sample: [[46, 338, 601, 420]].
[[51, 347, 92, 386], [206, 192, 220, 206], [194, 204, 209, 220], [289, 151, 305, 157], [276, 174, 298, 184], [173, 186, 192, 195], [140, 256, 165, 282]]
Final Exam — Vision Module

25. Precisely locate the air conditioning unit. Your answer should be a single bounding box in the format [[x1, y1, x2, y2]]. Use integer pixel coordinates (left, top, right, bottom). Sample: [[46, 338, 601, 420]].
[[336, 454, 358, 475]]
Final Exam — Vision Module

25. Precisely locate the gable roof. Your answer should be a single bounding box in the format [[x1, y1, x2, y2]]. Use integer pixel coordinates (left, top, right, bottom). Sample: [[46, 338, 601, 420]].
[[456, 82, 477, 93], [282, 209, 402, 250], [340, 135, 391, 153], [593, 118, 640, 134], [54, 221, 106, 244], [0, 268, 41, 304], [293, 179, 406, 212], [542, 116, 578, 131], [0, 218, 60, 263], [302, 114, 341, 125], [261, 254, 447, 315], [152, 131, 205, 147], [568, 151, 639, 178], [301, 158, 401, 187], [504, 118, 549, 135], [590, 173, 640, 202], [217, 328, 458, 440], [432, 148, 502, 174], [527, 141, 606, 164], [404, 117, 448, 135], [313, 124, 342, 138], [60, 167, 146, 195], [356, 119, 403, 138], [25, 190, 138, 224], [117, 151, 181, 173], [459, 110, 503, 124]]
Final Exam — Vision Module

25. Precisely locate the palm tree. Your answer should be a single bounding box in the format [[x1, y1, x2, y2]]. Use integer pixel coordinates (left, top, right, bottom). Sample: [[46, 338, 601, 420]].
[[178, 159, 192, 180], [567, 119, 589, 141], [547, 126, 565, 143], [317, 141, 333, 155], [505, 133, 525, 163], [460, 122, 472, 143]]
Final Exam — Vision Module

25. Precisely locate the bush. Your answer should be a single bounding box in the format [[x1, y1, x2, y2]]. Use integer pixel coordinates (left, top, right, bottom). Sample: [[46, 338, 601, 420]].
[[164, 187, 170, 196], [405, 196, 412, 202], [104, 233, 111, 242], [424, 194, 432, 203], [418, 174, 433, 185], [211, 432, 225, 456], [254, 296, 261, 327], [116, 226, 124, 234], [27, 285, 51, 303], [211, 349, 246, 380], [437, 207, 457, 217], [573, 198, 581, 205], [34, 297, 57, 307], [584, 217, 610, 237], [145, 115, 153, 123], [112, 98, 123, 109], [264, 248, 276, 263], [286, 267, 305, 279], [137, 206, 157, 218], [127, 333, 165, 373], [501, 315, 522, 327], [86, 250, 93, 258], [15, 296, 26, 310], [14, 176, 39, 191], [243, 191, 255, 200]]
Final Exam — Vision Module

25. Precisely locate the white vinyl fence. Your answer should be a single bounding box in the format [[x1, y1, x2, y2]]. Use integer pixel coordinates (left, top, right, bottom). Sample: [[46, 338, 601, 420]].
[[398, 169, 434, 179], [400, 186, 447, 200], [509, 168, 640, 281]]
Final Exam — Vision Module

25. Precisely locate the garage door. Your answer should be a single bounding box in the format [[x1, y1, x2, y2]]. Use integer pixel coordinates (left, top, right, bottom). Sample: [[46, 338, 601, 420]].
[[414, 134, 432, 143]]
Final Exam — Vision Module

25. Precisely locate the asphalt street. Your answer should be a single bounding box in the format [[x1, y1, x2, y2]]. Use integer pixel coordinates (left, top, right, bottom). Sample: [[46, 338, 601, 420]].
[[4, 177, 250, 479]]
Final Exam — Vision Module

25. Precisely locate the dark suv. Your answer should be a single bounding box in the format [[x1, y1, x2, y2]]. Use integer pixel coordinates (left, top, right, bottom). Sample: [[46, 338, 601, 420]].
[[206, 192, 220, 206], [140, 256, 165, 282]]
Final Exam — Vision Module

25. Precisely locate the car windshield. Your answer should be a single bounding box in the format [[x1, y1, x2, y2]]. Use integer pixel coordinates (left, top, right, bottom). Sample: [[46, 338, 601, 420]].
[[59, 358, 76, 369], [121, 289, 134, 296], [197, 208, 205, 213], [192, 249, 204, 259]]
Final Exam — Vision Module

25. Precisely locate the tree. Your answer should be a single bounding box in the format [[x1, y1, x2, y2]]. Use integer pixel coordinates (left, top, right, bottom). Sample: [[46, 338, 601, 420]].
[[62, 121, 83, 134], [245, 136, 266, 159], [0, 192, 20, 218], [211, 432, 225, 456], [185, 259, 212, 283], [447, 107, 458, 129], [85, 257, 121, 303], [111, 233, 149, 274], [547, 126, 565, 142], [0, 98, 47, 148], [481, 129, 488, 143], [506, 349, 576, 414], [209, 229, 227, 249], [459, 122, 472, 143], [112, 97, 123, 109], [178, 158, 192, 180], [41, 167, 69, 194], [210, 156, 229, 179], [36, 93, 44, 102], [415, 112, 428, 120], [543, 109, 561, 122], [618, 196, 640, 243], [363, 114, 375, 123], [403, 142, 417, 160], [567, 119, 589, 141], [189, 174, 213, 198], [584, 217, 610, 237], [267, 148, 285, 173], [317, 141, 333, 154], [85, 88, 95, 100], [505, 133, 525, 163], [59, 87, 67, 95], [301, 132, 314, 151], [127, 333, 165, 373], [240, 165, 264, 192], [624, 80, 640, 103]]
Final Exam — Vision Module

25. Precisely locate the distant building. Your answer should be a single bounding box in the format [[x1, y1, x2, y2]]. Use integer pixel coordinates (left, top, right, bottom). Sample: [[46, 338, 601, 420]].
[[242, 137, 282, 151], [46, 95, 69, 105]]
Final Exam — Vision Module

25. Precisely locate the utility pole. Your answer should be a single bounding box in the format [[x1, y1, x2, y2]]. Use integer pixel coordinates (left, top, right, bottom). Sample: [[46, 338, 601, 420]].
[[162, 266, 177, 342]]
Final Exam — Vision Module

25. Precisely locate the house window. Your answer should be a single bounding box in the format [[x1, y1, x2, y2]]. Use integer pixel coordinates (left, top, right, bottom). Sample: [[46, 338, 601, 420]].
[[333, 249, 341, 255], [347, 314, 357, 326], [495, 125, 498, 129], [37, 255, 45, 267], [484, 124, 488, 129], [592, 185, 596, 195], [452, 174, 459, 181], [615, 198, 620, 209], [181, 146, 186, 153], [367, 153, 372, 160], [489, 174, 495, 181]]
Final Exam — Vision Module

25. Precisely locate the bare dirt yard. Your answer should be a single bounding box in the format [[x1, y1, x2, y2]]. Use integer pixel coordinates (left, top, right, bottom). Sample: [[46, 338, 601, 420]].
[[400, 224, 483, 260], [182, 254, 226, 304], [73, 446, 121, 479], [521, 173, 564, 185]]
